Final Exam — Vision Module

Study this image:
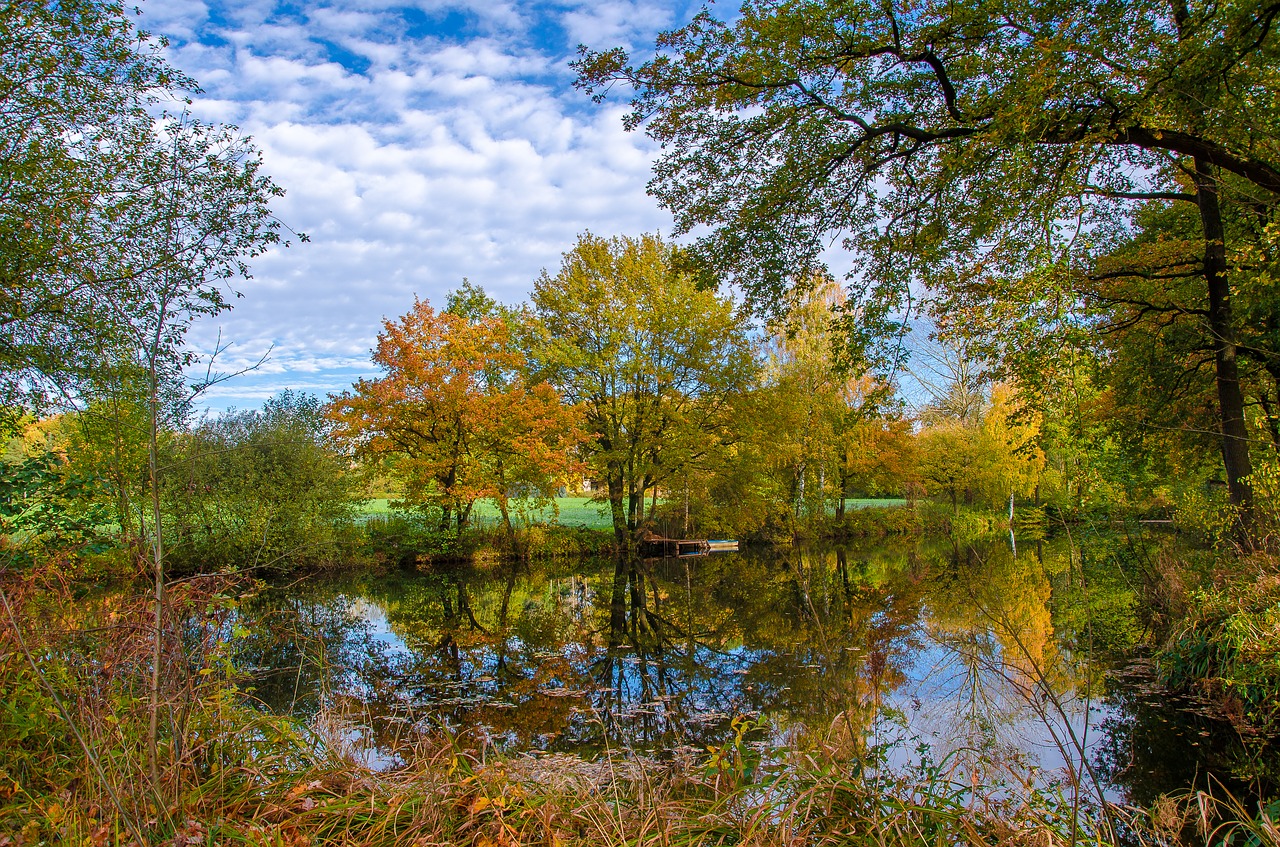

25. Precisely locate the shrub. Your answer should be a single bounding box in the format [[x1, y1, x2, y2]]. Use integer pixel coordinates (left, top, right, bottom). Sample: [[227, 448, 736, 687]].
[[163, 391, 362, 572]]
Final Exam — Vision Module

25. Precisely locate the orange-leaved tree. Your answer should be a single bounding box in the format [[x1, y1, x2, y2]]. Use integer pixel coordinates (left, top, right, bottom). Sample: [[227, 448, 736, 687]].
[[329, 295, 585, 540]]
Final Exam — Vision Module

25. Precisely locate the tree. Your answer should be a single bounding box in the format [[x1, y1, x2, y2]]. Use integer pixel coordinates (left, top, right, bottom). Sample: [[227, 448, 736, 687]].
[[761, 277, 898, 520], [762, 280, 848, 520], [529, 233, 757, 545], [917, 422, 980, 515], [329, 294, 584, 541], [976, 384, 1047, 514], [0, 1, 291, 793], [840, 414, 917, 501], [916, 382, 1045, 514], [0, 2, 284, 403], [907, 336, 988, 427], [576, 0, 1280, 522]]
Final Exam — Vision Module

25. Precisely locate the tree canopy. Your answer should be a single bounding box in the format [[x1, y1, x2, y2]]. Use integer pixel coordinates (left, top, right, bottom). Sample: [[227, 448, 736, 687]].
[[0, 0, 285, 404], [575, 0, 1280, 523]]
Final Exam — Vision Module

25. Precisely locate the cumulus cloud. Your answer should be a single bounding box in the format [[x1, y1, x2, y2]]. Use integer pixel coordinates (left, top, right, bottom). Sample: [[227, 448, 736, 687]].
[[560, 0, 678, 50], [140, 0, 691, 409]]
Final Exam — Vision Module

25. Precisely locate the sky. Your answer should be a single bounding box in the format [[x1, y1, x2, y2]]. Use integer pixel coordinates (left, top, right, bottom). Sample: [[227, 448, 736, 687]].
[[140, 0, 705, 410]]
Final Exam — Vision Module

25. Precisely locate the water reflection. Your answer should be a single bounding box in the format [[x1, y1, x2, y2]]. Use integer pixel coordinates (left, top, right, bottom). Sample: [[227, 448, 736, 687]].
[[230, 535, 1259, 802]]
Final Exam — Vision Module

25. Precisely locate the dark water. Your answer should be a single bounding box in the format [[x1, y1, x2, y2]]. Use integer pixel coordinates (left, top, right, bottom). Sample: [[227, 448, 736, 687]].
[[231, 534, 1275, 804]]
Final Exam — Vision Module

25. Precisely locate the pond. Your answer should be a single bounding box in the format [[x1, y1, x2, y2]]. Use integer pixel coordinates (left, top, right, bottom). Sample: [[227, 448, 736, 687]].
[[231, 533, 1274, 805]]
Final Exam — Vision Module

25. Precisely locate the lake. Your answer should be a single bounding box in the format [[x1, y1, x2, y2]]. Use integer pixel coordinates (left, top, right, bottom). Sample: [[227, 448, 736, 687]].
[[231, 533, 1274, 806]]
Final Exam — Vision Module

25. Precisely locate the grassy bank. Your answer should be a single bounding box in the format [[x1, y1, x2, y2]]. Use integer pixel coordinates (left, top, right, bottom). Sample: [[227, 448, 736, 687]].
[[360, 511, 615, 565], [350, 497, 919, 563]]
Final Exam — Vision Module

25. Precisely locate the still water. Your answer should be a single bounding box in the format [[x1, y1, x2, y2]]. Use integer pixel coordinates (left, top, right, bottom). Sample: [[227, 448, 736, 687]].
[[231, 534, 1271, 804]]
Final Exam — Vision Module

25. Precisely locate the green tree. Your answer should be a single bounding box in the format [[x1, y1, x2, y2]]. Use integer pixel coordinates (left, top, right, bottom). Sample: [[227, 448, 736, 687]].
[[576, 0, 1280, 522], [917, 422, 980, 515], [0, 0, 289, 790], [529, 233, 757, 545], [0, 2, 284, 403]]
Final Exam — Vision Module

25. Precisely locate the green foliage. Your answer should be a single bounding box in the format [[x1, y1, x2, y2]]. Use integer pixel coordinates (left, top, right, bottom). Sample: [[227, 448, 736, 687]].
[[830, 505, 924, 539], [0, 0, 287, 404], [530, 232, 758, 543], [1159, 560, 1280, 737], [0, 451, 106, 567], [1176, 487, 1240, 549], [360, 510, 614, 564], [360, 511, 466, 564], [946, 509, 1001, 544], [576, 0, 1280, 314], [163, 391, 361, 571]]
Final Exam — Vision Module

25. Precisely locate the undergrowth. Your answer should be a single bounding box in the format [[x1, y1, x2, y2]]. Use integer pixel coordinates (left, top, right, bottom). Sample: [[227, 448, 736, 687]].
[[1158, 551, 1280, 739]]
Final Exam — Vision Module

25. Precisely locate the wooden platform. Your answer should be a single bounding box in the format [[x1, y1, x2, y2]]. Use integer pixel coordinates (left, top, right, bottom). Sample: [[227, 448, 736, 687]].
[[640, 534, 739, 557]]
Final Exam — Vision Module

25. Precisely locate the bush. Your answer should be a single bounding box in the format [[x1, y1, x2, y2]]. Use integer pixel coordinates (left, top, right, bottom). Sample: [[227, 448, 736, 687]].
[[828, 505, 924, 538], [1158, 555, 1280, 738], [361, 511, 615, 564], [163, 391, 362, 572]]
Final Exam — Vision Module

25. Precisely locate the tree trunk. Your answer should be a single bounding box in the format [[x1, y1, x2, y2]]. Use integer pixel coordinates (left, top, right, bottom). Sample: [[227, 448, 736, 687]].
[[609, 552, 629, 636], [147, 389, 164, 793], [1193, 157, 1254, 526], [607, 465, 629, 547], [1263, 363, 1280, 451]]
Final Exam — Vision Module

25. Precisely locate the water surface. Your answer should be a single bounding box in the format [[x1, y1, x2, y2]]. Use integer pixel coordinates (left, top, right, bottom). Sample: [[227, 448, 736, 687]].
[[231, 534, 1272, 803]]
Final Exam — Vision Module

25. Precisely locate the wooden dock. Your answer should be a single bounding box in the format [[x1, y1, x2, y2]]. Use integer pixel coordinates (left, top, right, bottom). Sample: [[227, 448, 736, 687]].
[[640, 533, 739, 557]]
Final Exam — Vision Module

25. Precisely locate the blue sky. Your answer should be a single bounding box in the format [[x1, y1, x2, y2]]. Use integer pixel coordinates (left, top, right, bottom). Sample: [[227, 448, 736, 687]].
[[141, 0, 705, 409]]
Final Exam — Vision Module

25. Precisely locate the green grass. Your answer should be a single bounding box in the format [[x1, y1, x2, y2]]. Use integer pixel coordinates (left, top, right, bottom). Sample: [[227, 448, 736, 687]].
[[358, 497, 908, 532], [842, 497, 907, 510], [356, 496, 615, 530], [355, 493, 906, 534]]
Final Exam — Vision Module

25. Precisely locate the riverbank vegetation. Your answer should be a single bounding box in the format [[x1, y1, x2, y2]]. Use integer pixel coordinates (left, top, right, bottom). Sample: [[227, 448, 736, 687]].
[[3, 0, 1280, 842]]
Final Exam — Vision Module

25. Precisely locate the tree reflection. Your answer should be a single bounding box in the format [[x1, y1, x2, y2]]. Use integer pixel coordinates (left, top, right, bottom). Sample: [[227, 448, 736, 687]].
[[229, 537, 1148, 778]]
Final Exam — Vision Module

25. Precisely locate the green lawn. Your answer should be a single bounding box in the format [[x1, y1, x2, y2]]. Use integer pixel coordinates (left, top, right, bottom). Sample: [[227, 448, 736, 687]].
[[356, 496, 615, 529], [356, 496, 907, 531], [842, 497, 907, 510]]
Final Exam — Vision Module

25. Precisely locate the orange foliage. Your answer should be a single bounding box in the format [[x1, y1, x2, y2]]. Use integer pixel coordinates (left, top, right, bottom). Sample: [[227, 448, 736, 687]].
[[328, 299, 585, 531]]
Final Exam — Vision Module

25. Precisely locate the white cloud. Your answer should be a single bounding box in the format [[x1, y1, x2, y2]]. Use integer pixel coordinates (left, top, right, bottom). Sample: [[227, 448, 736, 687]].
[[142, 0, 689, 409], [559, 0, 675, 50]]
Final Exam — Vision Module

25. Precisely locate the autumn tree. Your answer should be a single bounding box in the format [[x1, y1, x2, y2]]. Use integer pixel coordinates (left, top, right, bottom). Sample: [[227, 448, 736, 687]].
[[977, 384, 1047, 515], [762, 278, 899, 519], [916, 383, 1045, 514], [329, 293, 583, 540], [576, 0, 1280, 523], [529, 233, 757, 546]]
